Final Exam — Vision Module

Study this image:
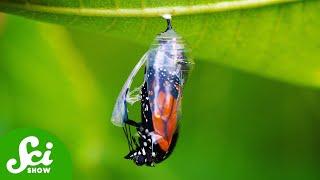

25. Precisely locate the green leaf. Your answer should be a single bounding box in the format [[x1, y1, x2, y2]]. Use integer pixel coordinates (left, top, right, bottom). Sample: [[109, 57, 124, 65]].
[[0, 0, 319, 89]]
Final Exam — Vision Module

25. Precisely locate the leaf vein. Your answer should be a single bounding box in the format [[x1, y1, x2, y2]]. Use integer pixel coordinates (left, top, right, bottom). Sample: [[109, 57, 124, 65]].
[[0, 0, 301, 17]]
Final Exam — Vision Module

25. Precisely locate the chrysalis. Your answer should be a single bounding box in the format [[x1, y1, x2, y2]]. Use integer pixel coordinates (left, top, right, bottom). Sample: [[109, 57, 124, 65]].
[[111, 15, 193, 166]]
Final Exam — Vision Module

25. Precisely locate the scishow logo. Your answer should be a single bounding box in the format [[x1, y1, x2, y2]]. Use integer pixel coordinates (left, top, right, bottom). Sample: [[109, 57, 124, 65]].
[[6, 136, 53, 174], [0, 128, 72, 180]]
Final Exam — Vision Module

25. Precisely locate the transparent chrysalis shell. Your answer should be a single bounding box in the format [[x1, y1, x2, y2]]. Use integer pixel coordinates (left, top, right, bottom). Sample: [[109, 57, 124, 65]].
[[111, 15, 194, 166], [111, 27, 193, 127]]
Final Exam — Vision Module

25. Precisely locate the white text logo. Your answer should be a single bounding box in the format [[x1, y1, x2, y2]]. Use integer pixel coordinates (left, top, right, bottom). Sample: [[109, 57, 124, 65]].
[[6, 136, 53, 174]]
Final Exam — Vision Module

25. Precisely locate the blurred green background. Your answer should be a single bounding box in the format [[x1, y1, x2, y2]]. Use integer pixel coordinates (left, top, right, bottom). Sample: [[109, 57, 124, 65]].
[[1, 13, 320, 180]]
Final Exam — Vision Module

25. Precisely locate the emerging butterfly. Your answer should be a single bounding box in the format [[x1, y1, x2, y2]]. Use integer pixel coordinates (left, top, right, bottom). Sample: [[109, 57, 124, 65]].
[[111, 15, 193, 166]]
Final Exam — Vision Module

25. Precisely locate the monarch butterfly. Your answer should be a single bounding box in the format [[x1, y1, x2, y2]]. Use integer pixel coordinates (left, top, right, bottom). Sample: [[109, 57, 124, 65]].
[[111, 15, 193, 166]]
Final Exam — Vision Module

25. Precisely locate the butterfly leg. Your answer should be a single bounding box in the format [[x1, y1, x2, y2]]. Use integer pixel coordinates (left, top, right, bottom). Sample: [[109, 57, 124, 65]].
[[132, 135, 139, 148], [125, 119, 140, 127], [125, 119, 141, 149]]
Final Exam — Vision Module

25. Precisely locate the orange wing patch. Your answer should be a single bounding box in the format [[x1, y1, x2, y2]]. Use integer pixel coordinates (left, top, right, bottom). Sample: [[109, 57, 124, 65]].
[[152, 91, 179, 152]]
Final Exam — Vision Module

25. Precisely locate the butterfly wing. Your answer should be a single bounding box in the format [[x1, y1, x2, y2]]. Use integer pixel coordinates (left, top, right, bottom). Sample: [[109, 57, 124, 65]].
[[146, 46, 182, 152], [151, 84, 181, 152]]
